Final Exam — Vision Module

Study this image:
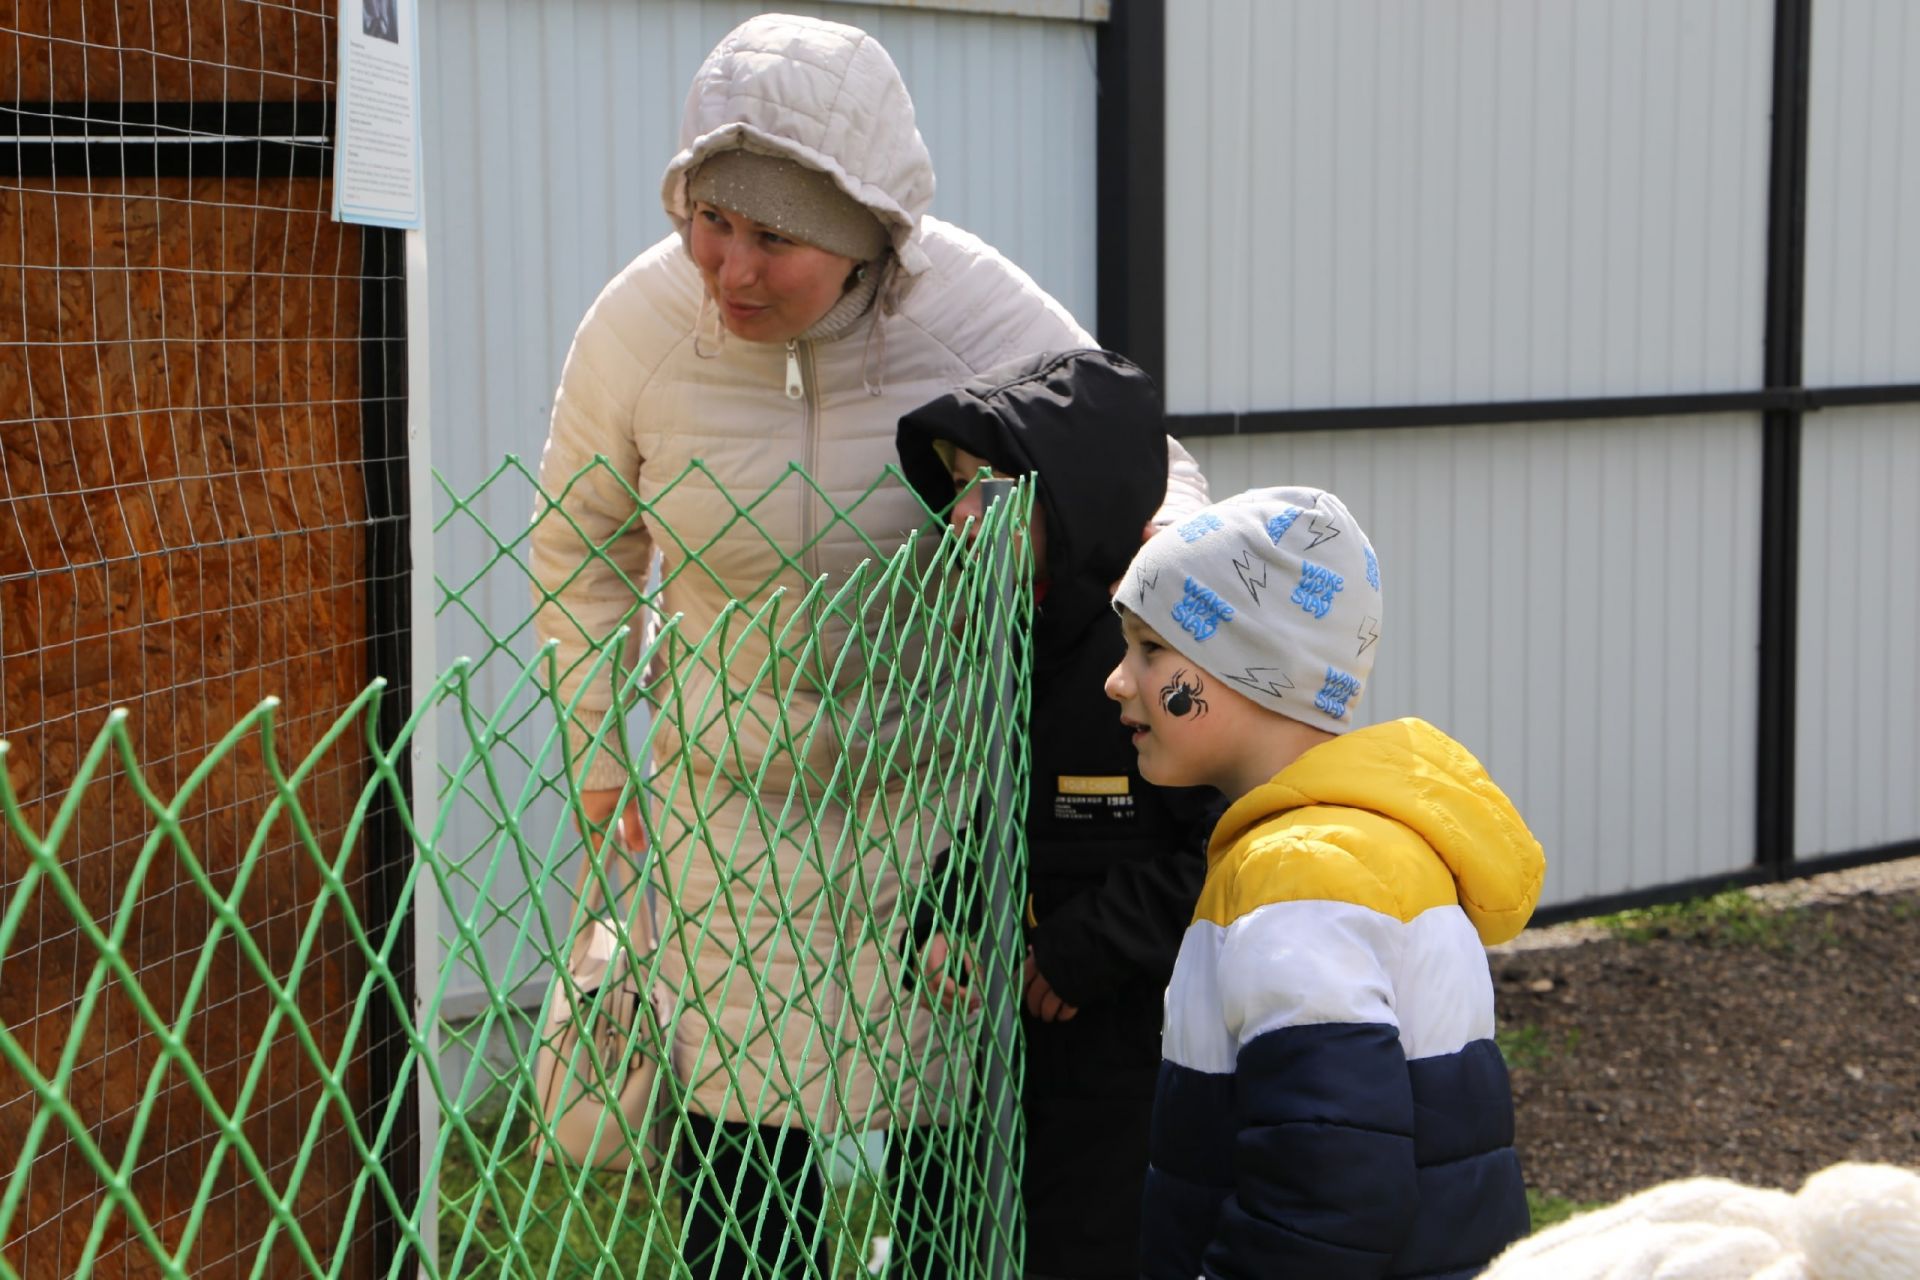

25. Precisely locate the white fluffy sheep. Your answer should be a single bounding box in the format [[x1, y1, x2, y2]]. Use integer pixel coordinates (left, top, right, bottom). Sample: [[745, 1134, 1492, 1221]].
[[1482, 1162, 1920, 1280]]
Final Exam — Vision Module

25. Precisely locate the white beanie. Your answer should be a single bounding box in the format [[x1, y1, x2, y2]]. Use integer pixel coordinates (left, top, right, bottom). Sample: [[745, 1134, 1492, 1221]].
[[1111, 486, 1383, 733]]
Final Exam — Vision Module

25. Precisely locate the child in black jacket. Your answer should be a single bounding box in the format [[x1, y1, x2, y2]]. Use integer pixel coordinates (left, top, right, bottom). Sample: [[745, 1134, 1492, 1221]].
[[895, 349, 1219, 1279]]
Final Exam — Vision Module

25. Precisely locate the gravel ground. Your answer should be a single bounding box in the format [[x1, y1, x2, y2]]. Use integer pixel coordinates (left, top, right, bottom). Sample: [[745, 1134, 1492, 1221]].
[[1490, 856, 1920, 1205]]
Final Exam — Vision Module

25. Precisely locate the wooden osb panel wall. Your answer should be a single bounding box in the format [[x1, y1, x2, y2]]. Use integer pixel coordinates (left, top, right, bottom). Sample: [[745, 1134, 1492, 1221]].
[[0, 4, 390, 1276], [0, 175, 381, 1280], [3, 0, 334, 103]]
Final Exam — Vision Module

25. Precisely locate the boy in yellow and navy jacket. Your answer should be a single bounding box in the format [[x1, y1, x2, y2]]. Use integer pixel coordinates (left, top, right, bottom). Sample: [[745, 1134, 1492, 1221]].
[[1104, 487, 1547, 1279]]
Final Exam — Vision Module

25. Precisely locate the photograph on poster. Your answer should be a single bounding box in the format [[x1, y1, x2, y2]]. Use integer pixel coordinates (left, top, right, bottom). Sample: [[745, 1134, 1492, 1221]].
[[363, 0, 398, 43]]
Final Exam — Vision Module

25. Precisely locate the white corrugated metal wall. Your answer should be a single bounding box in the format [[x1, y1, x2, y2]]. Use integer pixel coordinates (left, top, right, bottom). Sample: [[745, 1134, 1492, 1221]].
[[1163, 0, 1773, 412], [1805, 0, 1919, 388], [417, 0, 1104, 1013], [1798, 0, 1920, 861], [1165, 0, 1786, 908], [1796, 411, 1920, 860]]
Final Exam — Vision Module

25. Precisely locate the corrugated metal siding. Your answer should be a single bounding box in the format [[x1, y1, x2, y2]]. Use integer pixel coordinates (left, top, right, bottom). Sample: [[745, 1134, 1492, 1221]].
[[1184, 419, 1763, 908], [1161, 0, 1775, 416], [418, 0, 1101, 1010], [1794, 408, 1920, 859], [1795, 1, 1920, 861], [1804, 0, 1920, 386]]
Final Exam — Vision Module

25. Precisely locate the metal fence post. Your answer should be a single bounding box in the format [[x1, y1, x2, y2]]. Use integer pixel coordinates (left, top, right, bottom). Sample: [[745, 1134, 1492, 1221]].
[[977, 477, 1021, 1279]]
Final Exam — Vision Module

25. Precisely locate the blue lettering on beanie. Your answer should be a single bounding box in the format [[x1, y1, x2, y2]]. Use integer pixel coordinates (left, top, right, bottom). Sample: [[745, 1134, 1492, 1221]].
[[1177, 512, 1224, 542], [1291, 562, 1345, 619], [1266, 507, 1303, 545], [1171, 576, 1235, 642], [1315, 667, 1362, 719], [1365, 546, 1380, 590]]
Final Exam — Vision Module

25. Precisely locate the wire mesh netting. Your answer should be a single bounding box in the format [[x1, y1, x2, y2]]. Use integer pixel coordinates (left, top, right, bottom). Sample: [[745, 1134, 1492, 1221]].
[[2, 2, 405, 1275], [2, 454, 1037, 1278]]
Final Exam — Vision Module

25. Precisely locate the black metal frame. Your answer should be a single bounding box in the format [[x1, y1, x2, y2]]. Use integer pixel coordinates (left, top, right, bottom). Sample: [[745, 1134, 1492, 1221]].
[[1094, 0, 1165, 385], [358, 224, 420, 1270], [1166, 383, 1920, 437], [1529, 836, 1920, 929], [2, 102, 334, 179], [7, 96, 418, 1264], [1096, 0, 1920, 918], [1754, 0, 1815, 885]]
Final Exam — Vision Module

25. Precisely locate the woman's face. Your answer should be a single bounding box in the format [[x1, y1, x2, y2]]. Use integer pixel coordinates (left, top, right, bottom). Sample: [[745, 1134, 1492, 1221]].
[[689, 203, 858, 343]]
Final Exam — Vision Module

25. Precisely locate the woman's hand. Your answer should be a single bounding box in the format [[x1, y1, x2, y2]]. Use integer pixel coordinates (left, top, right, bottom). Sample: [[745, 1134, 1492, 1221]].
[[577, 788, 645, 853]]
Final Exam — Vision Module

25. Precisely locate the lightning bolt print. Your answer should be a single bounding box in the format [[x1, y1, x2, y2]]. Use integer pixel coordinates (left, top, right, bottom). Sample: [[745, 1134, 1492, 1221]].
[[1233, 550, 1270, 604], [1357, 615, 1379, 656], [1305, 514, 1342, 549], [1224, 667, 1295, 699], [1135, 565, 1160, 594]]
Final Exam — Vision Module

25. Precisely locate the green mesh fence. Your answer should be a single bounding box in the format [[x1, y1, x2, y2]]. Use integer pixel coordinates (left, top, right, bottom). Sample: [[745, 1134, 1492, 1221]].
[[0, 460, 1035, 1279]]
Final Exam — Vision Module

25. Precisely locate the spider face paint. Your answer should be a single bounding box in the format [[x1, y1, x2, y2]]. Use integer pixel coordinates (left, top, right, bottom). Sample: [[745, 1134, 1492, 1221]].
[[1158, 668, 1210, 720], [1111, 608, 1249, 790]]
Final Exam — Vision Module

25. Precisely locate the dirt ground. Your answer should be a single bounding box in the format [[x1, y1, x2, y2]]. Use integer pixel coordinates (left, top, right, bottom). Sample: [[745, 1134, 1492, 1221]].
[[1492, 863, 1920, 1206]]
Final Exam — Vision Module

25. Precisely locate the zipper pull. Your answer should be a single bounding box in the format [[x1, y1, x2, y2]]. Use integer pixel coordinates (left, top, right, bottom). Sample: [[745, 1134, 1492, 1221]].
[[785, 340, 804, 400]]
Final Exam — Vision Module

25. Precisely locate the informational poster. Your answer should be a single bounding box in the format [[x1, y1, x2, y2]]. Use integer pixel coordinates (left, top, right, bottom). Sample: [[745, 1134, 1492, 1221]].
[[333, 0, 423, 228]]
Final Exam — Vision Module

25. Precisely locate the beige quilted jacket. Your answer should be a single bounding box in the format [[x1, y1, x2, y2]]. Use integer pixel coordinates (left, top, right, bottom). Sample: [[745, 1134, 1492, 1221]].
[[530, 13, 1207, 1130]]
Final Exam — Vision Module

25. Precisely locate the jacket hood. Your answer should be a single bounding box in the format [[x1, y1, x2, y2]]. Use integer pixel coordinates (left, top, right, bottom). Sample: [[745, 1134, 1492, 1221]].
[[1214, 717, 1546, 945], [895, 349, 1169, 593], [661, 13, 937, 277]]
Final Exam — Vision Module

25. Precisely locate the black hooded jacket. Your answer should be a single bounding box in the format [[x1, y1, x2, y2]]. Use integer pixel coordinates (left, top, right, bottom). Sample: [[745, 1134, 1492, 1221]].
[[896, 349, 1218, 1094]]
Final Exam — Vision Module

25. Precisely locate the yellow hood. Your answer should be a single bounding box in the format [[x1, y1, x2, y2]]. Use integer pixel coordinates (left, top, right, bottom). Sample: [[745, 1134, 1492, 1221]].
[[1210, 717, 1546, 945]]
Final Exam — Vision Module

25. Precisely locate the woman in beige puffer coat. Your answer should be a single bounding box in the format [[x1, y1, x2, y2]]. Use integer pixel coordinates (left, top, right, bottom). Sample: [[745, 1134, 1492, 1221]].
[[530, 12, 1206, 1275]]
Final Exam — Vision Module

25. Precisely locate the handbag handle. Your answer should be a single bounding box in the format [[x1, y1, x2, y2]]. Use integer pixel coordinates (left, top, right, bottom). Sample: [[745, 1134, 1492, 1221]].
[[566, 803, 661, 958]]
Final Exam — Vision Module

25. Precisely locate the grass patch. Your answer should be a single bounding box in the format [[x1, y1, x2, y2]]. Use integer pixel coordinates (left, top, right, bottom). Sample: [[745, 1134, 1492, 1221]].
[[1527, 1188, 1603, 1232], [1598, 888, 1796, 949], [1497, 1024, 1580, 1071], [436, 1103, 672, 1277], [435, 1103, 888, 1278]]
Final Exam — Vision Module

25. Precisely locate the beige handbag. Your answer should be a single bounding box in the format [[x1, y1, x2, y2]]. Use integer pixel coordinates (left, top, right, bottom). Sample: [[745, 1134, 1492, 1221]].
[[530, 823, 680, 1173]]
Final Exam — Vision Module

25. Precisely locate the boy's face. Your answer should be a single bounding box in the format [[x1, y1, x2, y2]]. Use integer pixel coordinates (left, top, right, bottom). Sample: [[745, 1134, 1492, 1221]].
[[1105, 607, 1255, 791], [946, 446, 1047, 575]]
